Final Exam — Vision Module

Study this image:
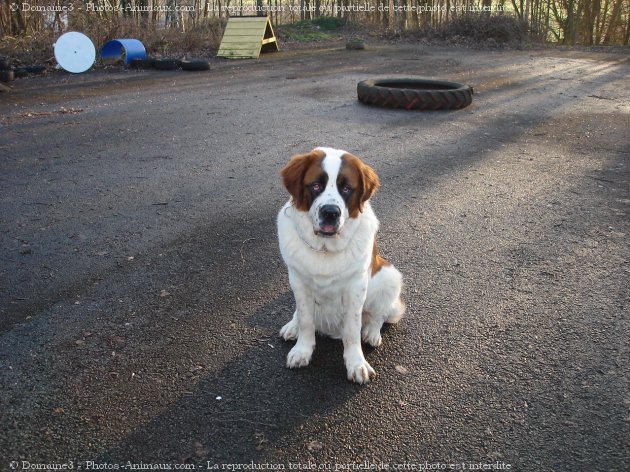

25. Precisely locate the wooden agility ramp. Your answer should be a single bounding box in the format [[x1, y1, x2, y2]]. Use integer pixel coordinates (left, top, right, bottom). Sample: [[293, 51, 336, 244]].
[[217, 16, 280, 59]]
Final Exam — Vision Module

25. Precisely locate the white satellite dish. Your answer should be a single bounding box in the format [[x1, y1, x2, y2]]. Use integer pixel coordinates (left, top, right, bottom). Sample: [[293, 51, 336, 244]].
[[54, 32, 96, 74]]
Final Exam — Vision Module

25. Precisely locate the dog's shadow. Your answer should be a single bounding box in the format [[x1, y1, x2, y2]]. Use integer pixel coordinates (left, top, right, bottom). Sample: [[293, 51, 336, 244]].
[[98, 291, 390, 463]]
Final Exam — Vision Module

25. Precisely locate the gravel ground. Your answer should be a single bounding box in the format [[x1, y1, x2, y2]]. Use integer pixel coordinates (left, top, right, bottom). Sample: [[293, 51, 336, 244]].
[[0, 44, 628, 471]]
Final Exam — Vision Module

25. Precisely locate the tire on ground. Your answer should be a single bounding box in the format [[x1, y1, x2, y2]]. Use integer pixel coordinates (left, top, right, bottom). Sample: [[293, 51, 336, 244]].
[[13, 68, 28, 79], [25, 65, 46, 75], [153, 59, 182, 71], [357, 78, 473, 110], [129, 58, 155, 69], [181, 60, 210, 71]]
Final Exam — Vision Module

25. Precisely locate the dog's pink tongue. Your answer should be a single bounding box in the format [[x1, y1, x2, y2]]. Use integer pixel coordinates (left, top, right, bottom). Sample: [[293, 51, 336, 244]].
[[321, 225, 336, 233]]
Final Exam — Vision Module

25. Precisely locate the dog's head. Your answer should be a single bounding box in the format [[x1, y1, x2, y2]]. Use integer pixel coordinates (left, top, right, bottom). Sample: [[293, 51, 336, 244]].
[[280, 147, 380, 237]]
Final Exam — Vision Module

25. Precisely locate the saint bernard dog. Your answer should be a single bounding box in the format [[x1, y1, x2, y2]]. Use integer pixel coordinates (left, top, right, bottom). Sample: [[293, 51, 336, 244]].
[[277, 147, 405, 384]]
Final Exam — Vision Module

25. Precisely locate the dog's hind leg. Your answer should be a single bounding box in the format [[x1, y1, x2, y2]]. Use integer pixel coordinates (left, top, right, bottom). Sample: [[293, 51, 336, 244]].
[[362, 264, 405, 346]]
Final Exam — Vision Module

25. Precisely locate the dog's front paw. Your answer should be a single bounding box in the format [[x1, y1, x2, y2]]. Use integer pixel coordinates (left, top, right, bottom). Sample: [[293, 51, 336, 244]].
[[287, 345, 312, 369], [346, 358, 376, 384], [280, 318, 299, 341], [361, 325, 383, 347]]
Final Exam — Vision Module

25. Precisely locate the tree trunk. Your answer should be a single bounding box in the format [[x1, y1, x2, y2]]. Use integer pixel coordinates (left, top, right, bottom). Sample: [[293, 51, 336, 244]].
[[525, 0, 531, 23], [483, 0, 493, 17], [595, 0, 609, 43], [511, 0, 523, 18], [9, 1, 27, 35], [603, 0, 623, 44], [411, 0, 419, 30]]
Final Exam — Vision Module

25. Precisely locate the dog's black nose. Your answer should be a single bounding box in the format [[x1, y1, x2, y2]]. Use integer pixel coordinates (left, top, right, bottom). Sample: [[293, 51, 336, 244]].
[[320, 205, 341, 221]]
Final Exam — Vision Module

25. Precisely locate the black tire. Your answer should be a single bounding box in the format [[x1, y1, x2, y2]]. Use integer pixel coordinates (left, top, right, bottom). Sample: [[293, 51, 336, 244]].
[[128, 58, 155, 69], [181, 59, 210, 71], [13, 68, 28, 79], [357, 78, 473, 110], [128, 58, 144, 69], [0, 69, 14, 82], [154, 59, 182, 71], [25, 65, 46, 75]]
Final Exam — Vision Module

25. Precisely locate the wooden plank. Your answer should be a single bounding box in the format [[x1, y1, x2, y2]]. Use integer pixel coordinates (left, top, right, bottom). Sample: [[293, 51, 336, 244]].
[[218, 45, 260, 53], [218, 52, 260, 59], [225, 20, 268, 25], [219, 36, 261, 41], [218, 49, 260, 56], [219, 41, 261, 48], [228, 18, 268, 23], [218, 45, 260, 51], [225, 22, 267, 29], [222, 28, 263, 33], [224, 24, 266, 30], [222, 30, 263, 36], [224, 25, 267, 32]]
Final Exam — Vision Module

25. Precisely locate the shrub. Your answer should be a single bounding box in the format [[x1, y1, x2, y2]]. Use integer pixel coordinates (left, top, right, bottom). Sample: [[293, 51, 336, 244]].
[[277, 17, 347, 42], [309, 16, 347, 31], [432, 14, 528, 44]]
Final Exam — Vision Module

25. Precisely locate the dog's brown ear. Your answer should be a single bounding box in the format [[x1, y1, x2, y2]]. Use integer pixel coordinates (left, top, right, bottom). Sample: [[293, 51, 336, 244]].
[[341, 152, 380, 217], [280, 149, 325, 211], [359, 159, 380, 205]]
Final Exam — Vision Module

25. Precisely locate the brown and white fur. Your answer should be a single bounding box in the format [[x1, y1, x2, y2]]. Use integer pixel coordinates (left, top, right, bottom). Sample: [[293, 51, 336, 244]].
[[277, 147, 405, 384]]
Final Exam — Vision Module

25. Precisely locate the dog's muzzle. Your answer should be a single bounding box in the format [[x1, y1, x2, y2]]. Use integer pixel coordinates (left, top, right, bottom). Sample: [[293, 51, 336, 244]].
[[317, 204, 341, 236]]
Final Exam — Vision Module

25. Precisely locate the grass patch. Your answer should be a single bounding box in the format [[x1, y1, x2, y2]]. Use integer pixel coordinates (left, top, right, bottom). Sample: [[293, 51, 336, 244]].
[[277, 16, 346, 42]]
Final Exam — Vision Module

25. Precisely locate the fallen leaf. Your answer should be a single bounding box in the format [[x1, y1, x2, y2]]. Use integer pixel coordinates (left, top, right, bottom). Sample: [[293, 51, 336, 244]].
[[58, 107, 84, 114], [307, 440, 323, 451], [254, 432, 267, 451], [395, 365, 409, 375], [193, 441, 207, 458]]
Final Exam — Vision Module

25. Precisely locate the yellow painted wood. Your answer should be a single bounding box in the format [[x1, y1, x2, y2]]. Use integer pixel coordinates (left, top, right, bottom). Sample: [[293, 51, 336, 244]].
[[218, 16, 279, 59], [225, 23, 269, 29]]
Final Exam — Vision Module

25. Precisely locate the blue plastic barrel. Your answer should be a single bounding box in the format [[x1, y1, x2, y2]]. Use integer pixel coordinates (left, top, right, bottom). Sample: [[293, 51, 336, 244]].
[[100, 39, 146, 64]]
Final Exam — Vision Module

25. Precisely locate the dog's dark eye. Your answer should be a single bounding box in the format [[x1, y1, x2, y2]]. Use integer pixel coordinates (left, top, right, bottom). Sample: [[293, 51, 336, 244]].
[[311, 182, 322, 192], [341, 184, 352, 194]]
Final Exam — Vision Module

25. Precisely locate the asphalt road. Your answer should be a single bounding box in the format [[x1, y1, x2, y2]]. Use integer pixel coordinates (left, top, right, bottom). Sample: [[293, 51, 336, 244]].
[[1, 44, 628, 471]]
